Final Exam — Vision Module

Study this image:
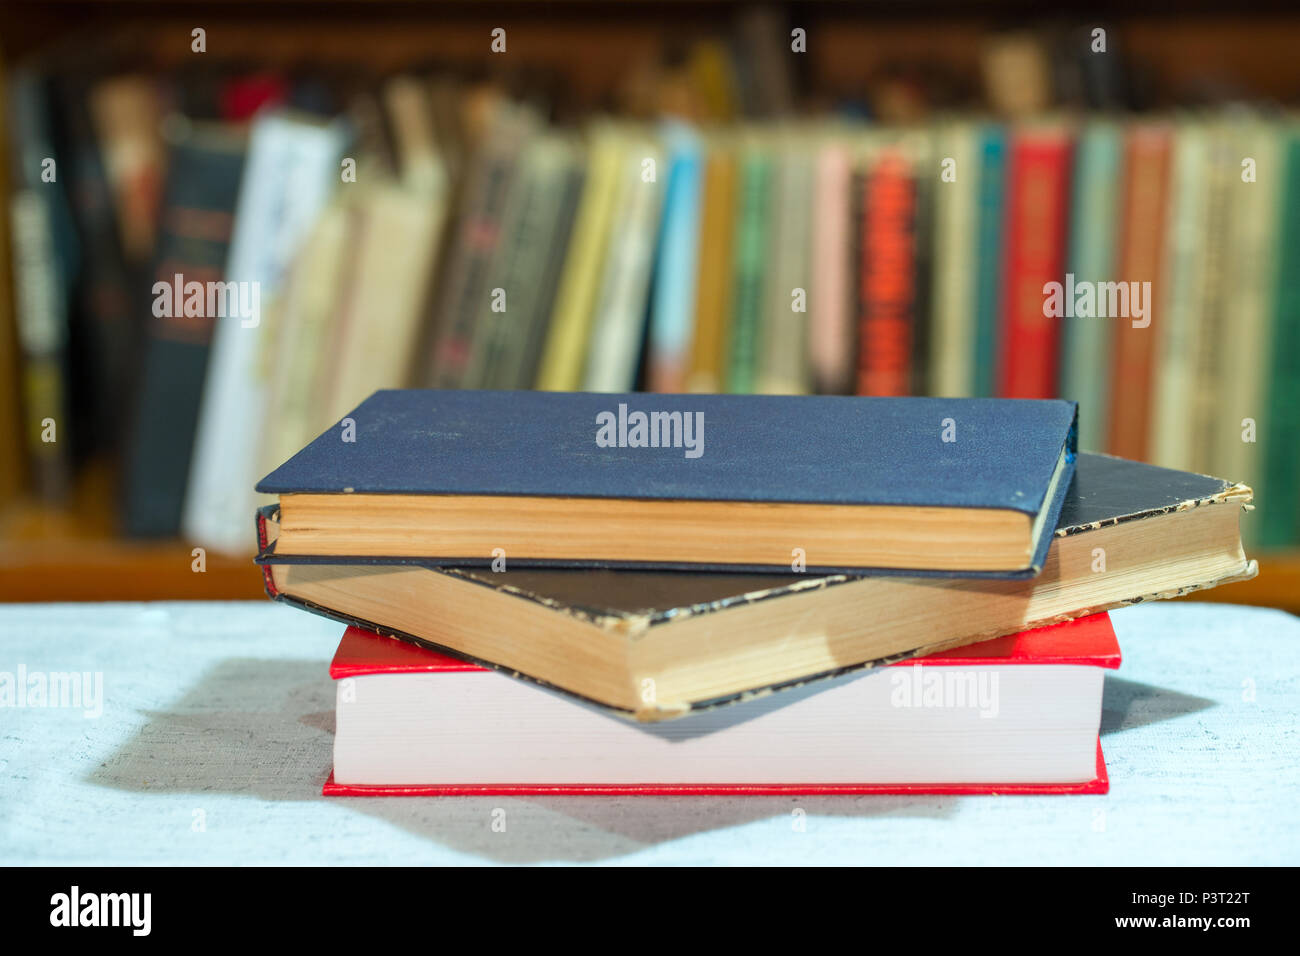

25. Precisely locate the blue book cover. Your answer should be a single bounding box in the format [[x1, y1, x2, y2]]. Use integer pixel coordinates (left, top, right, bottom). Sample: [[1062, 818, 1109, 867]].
[[972, 125, 1006, 399], [258, 390, 1076, 577]]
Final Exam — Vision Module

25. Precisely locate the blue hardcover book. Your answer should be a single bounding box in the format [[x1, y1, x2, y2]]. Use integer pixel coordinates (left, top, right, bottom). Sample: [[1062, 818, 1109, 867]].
[[972, 125, 1006, 398], [257, 390, 1076, 576]]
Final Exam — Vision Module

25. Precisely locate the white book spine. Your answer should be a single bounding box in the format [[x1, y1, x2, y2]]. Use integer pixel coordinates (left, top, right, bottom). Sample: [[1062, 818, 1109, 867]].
[[183, 114, 346, 554]]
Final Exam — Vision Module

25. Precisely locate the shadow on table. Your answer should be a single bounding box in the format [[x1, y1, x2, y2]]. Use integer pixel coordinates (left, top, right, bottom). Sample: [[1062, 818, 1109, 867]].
[[1100, 675, 1215, 735], [85, 659, 1213, 863]]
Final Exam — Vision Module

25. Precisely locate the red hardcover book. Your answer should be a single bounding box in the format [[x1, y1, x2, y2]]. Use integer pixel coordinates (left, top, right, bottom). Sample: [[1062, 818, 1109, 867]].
[[323, 613, 1118, 796], [856, 150, 917, 396], [997, 127, 1073, 399], [1107, 123, 1173, 460]]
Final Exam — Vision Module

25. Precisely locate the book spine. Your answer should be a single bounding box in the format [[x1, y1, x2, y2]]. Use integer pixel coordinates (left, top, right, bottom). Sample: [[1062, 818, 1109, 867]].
[[121, 126, 245, 537], [972, 125, 1006, 398], [857, 150, 917, 397], [1216, 118, 1280, 528], [759, 140, 813, 395], [929, 123, 978, 397], [648, 126, 704, 393], [1148, 122, 1209, 471], [908, 137, 934, 398], [725, 147, 770, 393], [1060, 121, 1121, 451], [1189, 126, 1235, 474], [52, 76, 141, 464], [1260, 129, 1300, 547], [7, 71, 76, 501], [1106, 124, 1172, 461], [0, 68, 24, 504], [809, 140, 853, 394], [518, 158, 585, 390], [465, 138, 551, 389], [256, 198, 354, 490], [535, 127, 622, 391], [427, 109, 532, 388], [997, 129, 1072, 399], [87, 75, 165, 268], [328, 183, 444, 420], [184, 114, 346, 554], [582, 136, 665, 392], [686, 143, 736, 393]]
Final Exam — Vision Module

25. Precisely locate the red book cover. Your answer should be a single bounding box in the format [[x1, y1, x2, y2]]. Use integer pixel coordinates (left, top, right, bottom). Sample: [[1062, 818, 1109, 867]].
[[856, 151, 917, 396], [324, 614, 1118, 797], [1107, 123, 1173, 460], [997, 128, 1073, 398]]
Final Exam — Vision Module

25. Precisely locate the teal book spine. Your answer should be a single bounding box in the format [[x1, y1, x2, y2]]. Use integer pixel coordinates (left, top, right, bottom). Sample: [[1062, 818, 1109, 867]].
[[971, 125, 1005, 399], [648, 124, 704, 392], [1061, 121, 1122, 451]]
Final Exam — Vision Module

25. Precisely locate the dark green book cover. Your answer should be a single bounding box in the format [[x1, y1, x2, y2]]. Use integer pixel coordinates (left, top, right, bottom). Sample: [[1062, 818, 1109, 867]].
[[1261, 130, 1300, 547]]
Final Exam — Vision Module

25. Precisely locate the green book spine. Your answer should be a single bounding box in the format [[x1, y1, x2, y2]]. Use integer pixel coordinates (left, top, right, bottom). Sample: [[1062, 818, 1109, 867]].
[[1260, 130, 1300, 547], [727, 148, 770, 393]]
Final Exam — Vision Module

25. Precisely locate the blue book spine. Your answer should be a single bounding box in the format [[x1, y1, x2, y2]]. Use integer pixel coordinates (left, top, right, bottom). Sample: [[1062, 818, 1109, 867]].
[[648, 124, 704, 391]]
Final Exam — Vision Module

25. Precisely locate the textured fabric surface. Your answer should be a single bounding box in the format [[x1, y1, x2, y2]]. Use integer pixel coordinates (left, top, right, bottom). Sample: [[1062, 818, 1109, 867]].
[[0, 600, 1294, 865]]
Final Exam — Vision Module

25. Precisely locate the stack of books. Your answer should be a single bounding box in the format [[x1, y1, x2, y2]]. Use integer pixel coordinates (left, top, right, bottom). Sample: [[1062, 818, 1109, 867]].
[[255, 389, 1254, 794]]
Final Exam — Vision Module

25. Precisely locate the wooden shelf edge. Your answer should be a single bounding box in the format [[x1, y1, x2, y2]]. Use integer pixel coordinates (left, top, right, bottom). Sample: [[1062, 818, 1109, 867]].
[[0, 540, 266, 601]]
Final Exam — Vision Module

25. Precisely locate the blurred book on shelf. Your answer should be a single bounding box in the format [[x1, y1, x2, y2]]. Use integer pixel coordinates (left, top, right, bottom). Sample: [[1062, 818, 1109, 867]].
[[0, 3, 1298, 606]]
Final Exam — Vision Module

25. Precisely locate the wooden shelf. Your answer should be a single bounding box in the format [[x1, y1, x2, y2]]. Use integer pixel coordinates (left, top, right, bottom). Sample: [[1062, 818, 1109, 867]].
[[0, 465, 263, 601], [0, 538, 265, 602]]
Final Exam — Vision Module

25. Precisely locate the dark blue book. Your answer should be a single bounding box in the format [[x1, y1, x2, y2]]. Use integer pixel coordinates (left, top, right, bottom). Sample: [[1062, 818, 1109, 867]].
[[257, 390, 1077, 576], [121, 121, 245, 537]]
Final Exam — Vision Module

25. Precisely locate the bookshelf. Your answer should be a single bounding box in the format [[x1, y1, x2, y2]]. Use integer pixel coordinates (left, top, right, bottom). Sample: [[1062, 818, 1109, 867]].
[[2, 2, 1298, 611]]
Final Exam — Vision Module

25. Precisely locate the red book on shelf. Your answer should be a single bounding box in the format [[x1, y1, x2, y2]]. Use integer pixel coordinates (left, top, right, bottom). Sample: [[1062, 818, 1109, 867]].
[[856, 150, 917, 396], [997, 127, 1073, 399], [323, 613, 1119, 796]]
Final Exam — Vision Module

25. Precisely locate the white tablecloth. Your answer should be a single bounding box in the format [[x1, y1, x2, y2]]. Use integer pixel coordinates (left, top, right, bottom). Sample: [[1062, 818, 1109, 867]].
[[1, 600, 1295, 865]]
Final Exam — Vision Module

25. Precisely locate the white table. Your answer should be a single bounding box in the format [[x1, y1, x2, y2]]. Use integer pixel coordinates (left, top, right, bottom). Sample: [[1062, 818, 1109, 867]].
[[1, 600, 1295, 865]]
